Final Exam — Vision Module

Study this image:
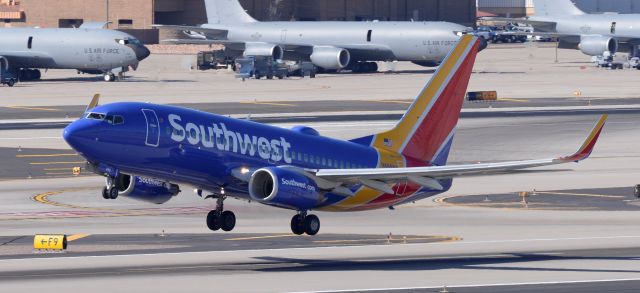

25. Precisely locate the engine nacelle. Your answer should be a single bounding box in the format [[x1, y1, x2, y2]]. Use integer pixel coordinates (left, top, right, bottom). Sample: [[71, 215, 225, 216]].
[[114, 174, 180, 204], [244, 42, 284, 60], [310, 46, 351, 70], [249, 167, 321, 210], [579, 35, 618, 56]]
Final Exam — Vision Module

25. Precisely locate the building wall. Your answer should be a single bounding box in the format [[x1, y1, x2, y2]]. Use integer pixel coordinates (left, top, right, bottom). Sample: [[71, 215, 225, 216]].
[[573, 0, 640, 13], [14, 0, 153, 29], [2, 0, 476, 44], [479, 0, 640, 16]]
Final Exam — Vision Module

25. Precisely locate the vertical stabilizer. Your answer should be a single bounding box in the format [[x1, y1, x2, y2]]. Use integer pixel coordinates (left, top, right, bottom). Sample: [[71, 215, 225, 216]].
[[205, 0, 257, 24], [533, 0, 585, 17], [368, 35, 480, 166]]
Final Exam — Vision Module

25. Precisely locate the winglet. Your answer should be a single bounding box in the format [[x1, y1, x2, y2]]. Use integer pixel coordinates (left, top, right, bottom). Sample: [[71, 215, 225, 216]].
[[85, 94, 100, 113], [559, 115, 607, 163]]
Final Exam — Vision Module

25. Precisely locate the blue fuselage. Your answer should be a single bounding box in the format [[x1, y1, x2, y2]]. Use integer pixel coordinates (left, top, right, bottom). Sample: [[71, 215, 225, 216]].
[[63, 102, 450, 211]]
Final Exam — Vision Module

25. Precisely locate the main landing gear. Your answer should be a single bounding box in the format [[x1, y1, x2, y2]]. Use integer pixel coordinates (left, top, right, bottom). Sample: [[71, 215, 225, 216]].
[[290, 211, 320, 236], [350, 62, 378, 73], [206, 193, 236, 232], [102, 176, 119, 199]]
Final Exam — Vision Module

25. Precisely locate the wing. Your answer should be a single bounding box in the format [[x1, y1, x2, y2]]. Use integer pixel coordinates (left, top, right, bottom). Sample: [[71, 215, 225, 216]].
[[153, 25, 228, 38], [0, 51, 55, 67], [481, 17, 557, 28], [314, 115, 606, 188]]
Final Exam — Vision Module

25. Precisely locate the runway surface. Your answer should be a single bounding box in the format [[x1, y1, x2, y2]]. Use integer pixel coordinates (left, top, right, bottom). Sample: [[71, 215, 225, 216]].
[[2, 44, 640, 292], [1, 110, 639, 292]]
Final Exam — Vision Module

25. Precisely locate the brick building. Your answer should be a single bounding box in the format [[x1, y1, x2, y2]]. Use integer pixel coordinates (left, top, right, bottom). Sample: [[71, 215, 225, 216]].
[[1, 0, 477, 44]]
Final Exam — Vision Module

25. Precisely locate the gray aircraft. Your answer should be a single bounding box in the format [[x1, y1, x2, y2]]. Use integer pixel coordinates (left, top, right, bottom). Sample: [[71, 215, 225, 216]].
[[0, 22, 150, 86], [490, 0, 640, 57], [157, 0, 478, 73]]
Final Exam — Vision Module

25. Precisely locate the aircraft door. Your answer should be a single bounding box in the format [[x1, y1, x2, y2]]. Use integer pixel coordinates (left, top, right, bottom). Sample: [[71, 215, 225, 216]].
[[141, 109, 160, 147], [611, 22, 617, 34]]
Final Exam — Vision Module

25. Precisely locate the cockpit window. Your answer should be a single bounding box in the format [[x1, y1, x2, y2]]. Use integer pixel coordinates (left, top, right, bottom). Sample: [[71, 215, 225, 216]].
[[105, 115, 125, 125], [86, 112, 106, 120], [116, 39, 130, 45]]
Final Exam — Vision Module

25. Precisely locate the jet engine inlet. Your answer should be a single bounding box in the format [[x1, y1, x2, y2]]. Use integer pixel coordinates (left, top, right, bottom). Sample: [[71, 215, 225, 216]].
[[244, 42, 284, 60], [310, 46, 351, 70], [579, 35, 618, 56]]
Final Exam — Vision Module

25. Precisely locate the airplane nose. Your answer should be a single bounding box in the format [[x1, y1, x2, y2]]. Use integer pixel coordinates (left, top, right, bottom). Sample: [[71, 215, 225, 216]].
[[136, 45, 151, 61], [63, 119, 95, 152]]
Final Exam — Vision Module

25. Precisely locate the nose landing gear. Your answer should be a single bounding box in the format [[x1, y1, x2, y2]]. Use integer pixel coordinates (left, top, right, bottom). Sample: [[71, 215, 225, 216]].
[[101, 176, 119, 199]]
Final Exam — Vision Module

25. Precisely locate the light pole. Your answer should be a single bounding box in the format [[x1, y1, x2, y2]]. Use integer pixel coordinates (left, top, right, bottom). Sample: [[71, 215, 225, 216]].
[[105, 0, 109, 28]]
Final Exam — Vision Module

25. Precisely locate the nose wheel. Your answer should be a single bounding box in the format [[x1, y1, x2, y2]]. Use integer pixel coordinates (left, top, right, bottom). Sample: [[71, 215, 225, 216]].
[[101, 177, 119, 199], [291, 212, 320, 236], [205, 193, 236, 232]]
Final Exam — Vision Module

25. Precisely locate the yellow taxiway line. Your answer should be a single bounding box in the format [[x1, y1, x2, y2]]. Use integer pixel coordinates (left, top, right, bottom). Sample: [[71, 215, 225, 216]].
[[17, 154, 78, 158], [225, 234, 299, 241], [368, 100, 413, 104], [533, 191, 625, 199], [497, 98, 529, 103], [29, 161, 85, 165], [240, 101, 296, 107], [5, 106, 59, 111], [67, 234, 91, 242]]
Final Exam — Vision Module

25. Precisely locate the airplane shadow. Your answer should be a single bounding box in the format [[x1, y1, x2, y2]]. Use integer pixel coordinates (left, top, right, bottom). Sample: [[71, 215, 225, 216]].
[[251, 253, 640, 274], [24, 77, 196, 84]]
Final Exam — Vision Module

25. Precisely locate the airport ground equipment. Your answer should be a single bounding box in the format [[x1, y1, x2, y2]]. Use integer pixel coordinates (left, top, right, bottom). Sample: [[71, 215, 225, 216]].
[[234, 56, 288, 80], [635, 185, 640, 199], [467, 91, 498, 101], [197, 50, 234, 70], [156, 0, 475, 72], [0, 57, 17, 87], [290, 62, 317, 78], [594, 52, 628, 69], [62, 36, 607, 236]]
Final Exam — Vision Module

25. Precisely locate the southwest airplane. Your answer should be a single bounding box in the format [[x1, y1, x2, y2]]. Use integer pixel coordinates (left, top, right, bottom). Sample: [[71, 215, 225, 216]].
[[63, 35, 606, 235], [156, 0, 481, 73], [0, 22, 150, 85]]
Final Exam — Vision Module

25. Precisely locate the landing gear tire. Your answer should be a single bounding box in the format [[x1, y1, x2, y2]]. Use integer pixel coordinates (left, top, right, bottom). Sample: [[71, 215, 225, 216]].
[[206, 210, 221, 231], [7, 79, 15, 87], [104, 73, 115, 82], [290, 213, 320, 235], [220, 210, 236, 232], [102, 186, 110, 199], [205, 192, 236, 232], [290, 214, 305, 235], [303, 214, 320, 236], [108, 187, 119, 199]]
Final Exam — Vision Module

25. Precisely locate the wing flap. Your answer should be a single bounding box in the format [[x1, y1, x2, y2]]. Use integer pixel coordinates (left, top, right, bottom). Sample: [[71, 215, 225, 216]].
[[153, 25, 228, 36]]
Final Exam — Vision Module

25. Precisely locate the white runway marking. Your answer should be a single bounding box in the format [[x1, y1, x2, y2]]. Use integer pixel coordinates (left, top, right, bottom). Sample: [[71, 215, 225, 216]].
[[0, 137, 60, 140], [1, 235, 639, 262], [296, 278, 640, 293]]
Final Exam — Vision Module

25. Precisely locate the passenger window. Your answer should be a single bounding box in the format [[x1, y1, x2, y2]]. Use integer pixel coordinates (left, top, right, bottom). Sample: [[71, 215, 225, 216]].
[[303, 153, 308, 162]]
